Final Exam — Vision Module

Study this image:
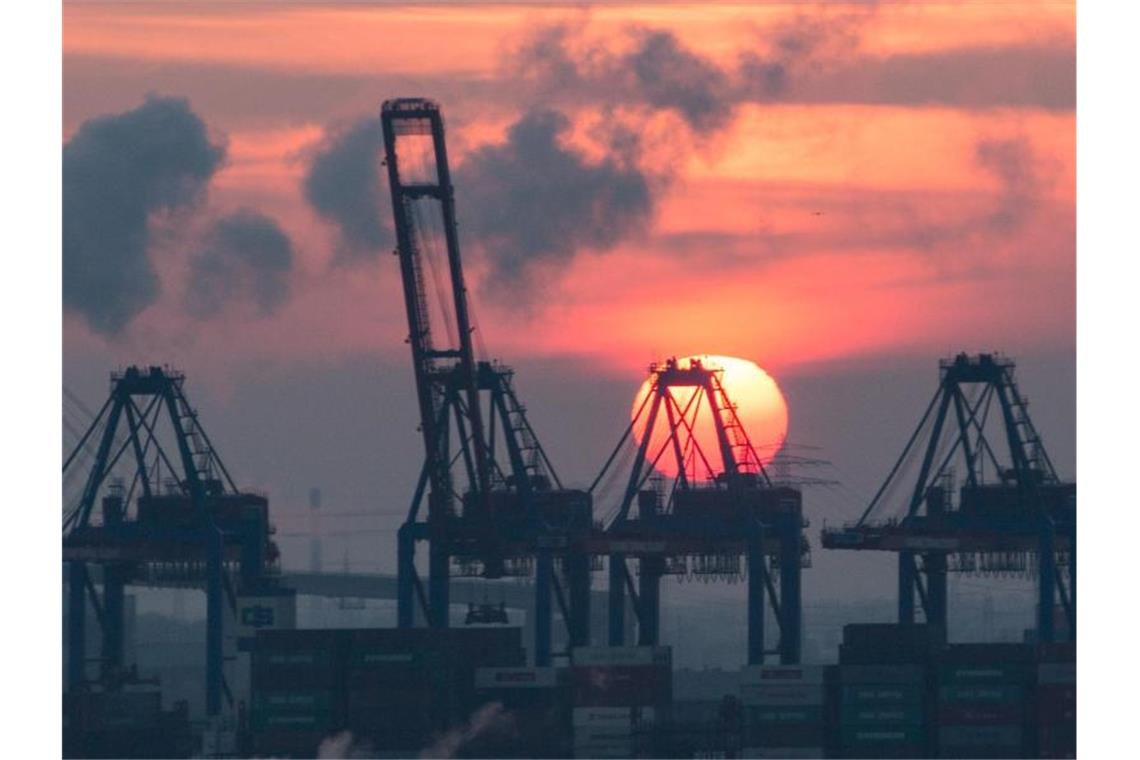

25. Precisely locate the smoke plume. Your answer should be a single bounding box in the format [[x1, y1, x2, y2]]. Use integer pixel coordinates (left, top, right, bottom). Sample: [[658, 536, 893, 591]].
[[185, 209, 295, 319], [454, 109, 654, 300], [63, 95, 226, 335], [304, 118, 392, 262]]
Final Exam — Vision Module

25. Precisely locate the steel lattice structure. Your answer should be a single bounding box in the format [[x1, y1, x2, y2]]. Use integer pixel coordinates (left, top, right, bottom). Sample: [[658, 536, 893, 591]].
[[382, 99, 593, 665], [62, 366, 279, 716], [591, 357, 809, 664], [820, 353, 1076, 642]]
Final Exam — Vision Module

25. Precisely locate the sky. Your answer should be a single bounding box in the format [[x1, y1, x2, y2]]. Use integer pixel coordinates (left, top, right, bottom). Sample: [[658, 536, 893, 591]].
[[62, 1, 1075, 613]]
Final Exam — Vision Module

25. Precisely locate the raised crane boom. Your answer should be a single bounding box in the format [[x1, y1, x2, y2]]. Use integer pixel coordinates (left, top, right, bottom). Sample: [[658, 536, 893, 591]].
[[381, 98, 491, 507], [381, 99, 593, 664]]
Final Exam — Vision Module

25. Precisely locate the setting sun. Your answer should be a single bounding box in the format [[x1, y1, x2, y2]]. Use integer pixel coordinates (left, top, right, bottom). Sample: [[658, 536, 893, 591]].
[[630, 354, 789, 480]]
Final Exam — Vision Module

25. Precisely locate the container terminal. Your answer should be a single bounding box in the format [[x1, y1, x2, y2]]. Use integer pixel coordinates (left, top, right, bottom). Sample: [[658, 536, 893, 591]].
[[62, 99, 1075, 759]]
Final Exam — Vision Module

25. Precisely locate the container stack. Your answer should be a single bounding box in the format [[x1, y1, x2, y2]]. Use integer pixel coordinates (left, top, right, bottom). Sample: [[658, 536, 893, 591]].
[[738, 665, 828, 759], [934, 647, 1035, 760], [345, 629, 447, 754], [63, 682, 193, 759], [935, 643, 1034, 759], [250, 629, 345, 757], [569, 646, 672, 759], [471, 667, 571, 758], [837, 624, 942, 759], [249, 627, 525, 757], [1036, 643, 1075, 758], [660, 668, 745, 757]]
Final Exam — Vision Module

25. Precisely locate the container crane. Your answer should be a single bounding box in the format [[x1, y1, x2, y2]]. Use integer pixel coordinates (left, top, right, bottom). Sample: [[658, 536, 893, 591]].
[[381, 98, 593, 665], [589, 357, 810, 664], [62, 366, 281, 717], [820, 353, 1076, 642]]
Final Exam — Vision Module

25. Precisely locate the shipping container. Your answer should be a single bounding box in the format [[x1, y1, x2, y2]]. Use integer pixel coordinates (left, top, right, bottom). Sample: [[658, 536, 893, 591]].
[[938, 702, 1025, 725], [939, 663, 1033, 685], [842, 703, 924, 727], [573, 740, 631, 759], [252, 628, 345, 691], [743, 721, 825, 747], [572, 664, 672, 707], [839, 664, 925, 685], [939, 683, 1025, 704], [740, 683, 825, 707], [841, 684, 924, 705], [571, 645, 672, 668], [938, 723, 1022, 747], [840, 723, 925, 744], [740, 746, 823, 759], [747, 705, 825, 724], [573, 706, 648, 726], [476, 666, 561, 690], [1038, 662, 1076, 685], [841, 623, 945, 654], [740, 665, 826, 685]]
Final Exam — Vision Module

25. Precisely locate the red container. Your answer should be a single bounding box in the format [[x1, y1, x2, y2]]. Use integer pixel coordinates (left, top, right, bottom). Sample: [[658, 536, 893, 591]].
[[572, 665, 671, 707], [938, 703, 1025, 725]]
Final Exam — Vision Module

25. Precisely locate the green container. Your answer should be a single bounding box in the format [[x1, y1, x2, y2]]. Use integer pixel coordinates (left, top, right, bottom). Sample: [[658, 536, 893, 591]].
[[748, 705, 825, 724], [841, 701, 924, 727], [841, 684, 923, 705], [253, 690, 334, 713], [938, 664, 1028, 684], [841, 723, 925, 745], [251, 710, 331, 733]]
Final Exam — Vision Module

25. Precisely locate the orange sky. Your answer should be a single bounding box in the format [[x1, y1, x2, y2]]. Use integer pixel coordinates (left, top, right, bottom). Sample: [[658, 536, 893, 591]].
[[62, 1, 1075, 379]]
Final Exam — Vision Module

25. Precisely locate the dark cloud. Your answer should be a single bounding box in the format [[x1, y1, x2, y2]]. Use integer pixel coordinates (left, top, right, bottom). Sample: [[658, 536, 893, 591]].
[[514, 24, 737, 131], [303, 118, 392, 262], [515, 21, 1073, 124], [185, 209, 295, 319], [454, 109, 654, 298], [514, 17, 869, 131], [623, 30, 736, 131], [63, 95, 226, 335]]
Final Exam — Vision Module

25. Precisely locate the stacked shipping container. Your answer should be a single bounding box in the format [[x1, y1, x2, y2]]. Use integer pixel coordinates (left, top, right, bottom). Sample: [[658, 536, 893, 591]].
[[63, 683, 193, 759], [249, 627, 524, 757], [250, 629, 344, 757], [935, 643, 1033, 758], [570, 646, 672, 758], [471, 667, 572, 758], [1036, 643, 1075, 759], [739, 665, 828, 759], [837, 624, 942, 758]]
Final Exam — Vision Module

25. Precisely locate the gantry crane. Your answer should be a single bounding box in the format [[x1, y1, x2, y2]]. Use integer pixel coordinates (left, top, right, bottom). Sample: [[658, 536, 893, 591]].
[[381, 99, 593, 665], [821, 353, 1076, 642], [590, 357, 809, 664], [63, 366, 280, 716]]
